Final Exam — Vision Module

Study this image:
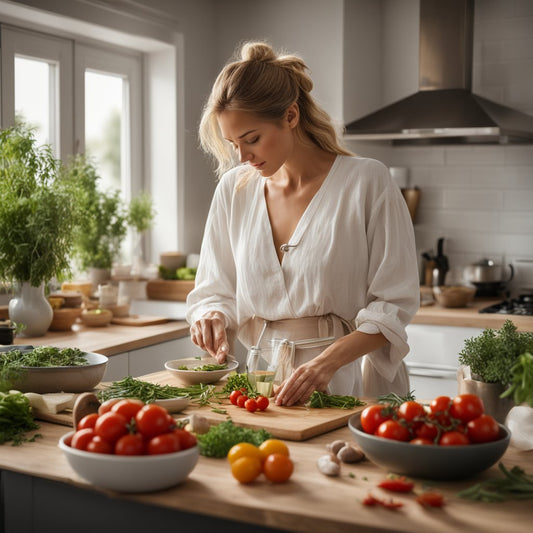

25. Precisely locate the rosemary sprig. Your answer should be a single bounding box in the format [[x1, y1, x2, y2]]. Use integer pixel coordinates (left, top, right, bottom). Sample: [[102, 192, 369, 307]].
[[307, 391, 365, 409]]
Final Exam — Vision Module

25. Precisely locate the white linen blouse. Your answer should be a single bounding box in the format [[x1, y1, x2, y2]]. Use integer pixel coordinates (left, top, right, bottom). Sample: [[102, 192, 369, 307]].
[[187, 155, 420, 396]]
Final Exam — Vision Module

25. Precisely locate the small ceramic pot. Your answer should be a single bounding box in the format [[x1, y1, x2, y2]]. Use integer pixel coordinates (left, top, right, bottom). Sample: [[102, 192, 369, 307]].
[[0, 325, 16, 345]]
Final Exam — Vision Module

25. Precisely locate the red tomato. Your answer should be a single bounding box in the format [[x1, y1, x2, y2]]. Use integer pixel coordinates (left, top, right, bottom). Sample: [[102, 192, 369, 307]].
[[147, 432, 181, 455], [135, 403, 172, 438], [466, 414, 500, 443], [245, 398, 258, 413], [111, 398, 145, 421], [416, 491, 445, 507], [429, 396, 451, 415], [173, 428, 197, 450], [236, 395, 249, 408], [71, 428, 95, 451], [256, 396, 269, 411], [410, 437, 434, 445], [449, 394, 484, 423], [360, 405, 392, 435], [397, 401, 426, 423], [115, 433, 145, 455], [94, 411, 128, 444], [439, 430, 470, 446], [262, 453, 294, 483], [229, 390, 242, 405], [77, 412, 98, 430], [376, 420, 410, 442], [86, 435, 113, 454], [415, 422, 438, 441], [378, 476, 414, 492], [98, 398, 122, 416]]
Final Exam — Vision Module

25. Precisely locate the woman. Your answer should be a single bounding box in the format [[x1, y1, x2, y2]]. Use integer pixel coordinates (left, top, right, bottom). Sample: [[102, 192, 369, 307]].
[[187, 41, 420, 406]]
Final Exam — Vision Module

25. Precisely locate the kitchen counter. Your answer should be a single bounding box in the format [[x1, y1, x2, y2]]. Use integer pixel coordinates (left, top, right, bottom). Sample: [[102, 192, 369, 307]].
[[413, 298, 533, 332], [0, 385, 531, 533]]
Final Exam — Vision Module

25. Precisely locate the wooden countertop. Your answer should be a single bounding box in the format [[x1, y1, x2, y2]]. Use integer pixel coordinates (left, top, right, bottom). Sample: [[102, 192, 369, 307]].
[[413, 298, 533, 332], [1, 399, 531, 533], [12, 320, 191, 356]]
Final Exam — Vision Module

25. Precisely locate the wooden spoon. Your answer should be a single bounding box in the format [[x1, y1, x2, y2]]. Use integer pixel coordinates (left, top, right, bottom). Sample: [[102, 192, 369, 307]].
[[72, 392, 100, 429]]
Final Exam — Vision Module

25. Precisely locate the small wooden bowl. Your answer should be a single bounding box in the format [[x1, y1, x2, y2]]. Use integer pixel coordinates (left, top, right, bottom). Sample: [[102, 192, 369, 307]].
[[49, 307, 83, 331], [146, 279, 194, 301], [433, 285, 476, 308], [80, 308, 113, 327]]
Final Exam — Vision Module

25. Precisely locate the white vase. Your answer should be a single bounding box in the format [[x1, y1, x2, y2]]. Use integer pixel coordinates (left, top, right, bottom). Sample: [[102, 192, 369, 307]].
[[8, 282, 53, 337]]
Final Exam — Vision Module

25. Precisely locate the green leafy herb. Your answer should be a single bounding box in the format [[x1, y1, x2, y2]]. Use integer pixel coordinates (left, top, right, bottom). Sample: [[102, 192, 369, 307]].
[[97, 376, 217, 406], [0, 391, 41, 445], [457, 463, 533, 502], [306, 391, 365, 409], [459, 320, 533, 387], [196, 419, 271, 458], [377, 391, 416, 407], [221, 372, 254, 396], [177, 363, 228, 372], [500, 352, 533, 406]]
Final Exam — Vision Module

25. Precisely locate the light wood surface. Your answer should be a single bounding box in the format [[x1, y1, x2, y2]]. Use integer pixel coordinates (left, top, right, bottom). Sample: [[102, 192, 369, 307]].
[[1, 413, 531, 533]]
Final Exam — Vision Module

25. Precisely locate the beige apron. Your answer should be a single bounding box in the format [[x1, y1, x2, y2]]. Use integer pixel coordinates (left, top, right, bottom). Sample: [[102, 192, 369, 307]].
[[238, 315, 409, 397]]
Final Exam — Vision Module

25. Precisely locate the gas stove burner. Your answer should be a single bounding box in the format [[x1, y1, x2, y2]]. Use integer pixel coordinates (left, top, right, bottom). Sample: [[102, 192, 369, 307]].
[[479, 294, 533, 316]]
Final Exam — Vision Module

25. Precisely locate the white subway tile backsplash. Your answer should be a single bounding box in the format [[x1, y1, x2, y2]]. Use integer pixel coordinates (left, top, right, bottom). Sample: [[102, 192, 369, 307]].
[[500, 211, 533, 233], [444, 146, 506, 166], [504, 189, 533, 209], [444, 189, 504, 210], [503, 146, 533, 165]]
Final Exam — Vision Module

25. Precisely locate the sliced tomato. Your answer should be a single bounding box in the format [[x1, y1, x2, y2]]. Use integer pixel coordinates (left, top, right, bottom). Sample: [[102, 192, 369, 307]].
[[416, 491, 445, 507], [378, 476, 414, 492]]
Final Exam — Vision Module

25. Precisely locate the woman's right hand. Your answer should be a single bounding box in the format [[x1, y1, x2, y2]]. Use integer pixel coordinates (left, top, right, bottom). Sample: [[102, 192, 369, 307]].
[[189, 311, 229, 363]]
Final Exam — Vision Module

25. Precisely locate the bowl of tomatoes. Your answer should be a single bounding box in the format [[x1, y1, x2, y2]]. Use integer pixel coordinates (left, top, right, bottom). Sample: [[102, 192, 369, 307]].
[[59, 399, 199, 492], [348, 393, 510, 481]]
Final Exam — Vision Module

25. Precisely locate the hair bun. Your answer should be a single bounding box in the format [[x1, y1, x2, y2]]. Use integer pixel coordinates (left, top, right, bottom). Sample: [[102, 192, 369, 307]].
[[240, 41, 277, 63]]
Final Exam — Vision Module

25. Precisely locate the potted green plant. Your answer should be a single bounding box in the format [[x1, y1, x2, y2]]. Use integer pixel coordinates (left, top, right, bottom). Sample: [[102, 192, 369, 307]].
[[127, 191, 156, 277], [0, 124, 80, 336], [63, 154, 128, 287], [458, 319, 533, 422]]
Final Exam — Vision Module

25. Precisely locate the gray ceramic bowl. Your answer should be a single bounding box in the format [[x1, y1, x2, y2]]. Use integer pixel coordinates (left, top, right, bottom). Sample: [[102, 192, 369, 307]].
[[348, 412, 510, 481], [1, 345, 108, 393]]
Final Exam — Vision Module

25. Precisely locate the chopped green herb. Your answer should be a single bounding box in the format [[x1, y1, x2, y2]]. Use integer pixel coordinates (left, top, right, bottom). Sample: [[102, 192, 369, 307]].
[[177, 363, 228, 372], [306, 391, 365, 409], [0, 391, 41, 445]]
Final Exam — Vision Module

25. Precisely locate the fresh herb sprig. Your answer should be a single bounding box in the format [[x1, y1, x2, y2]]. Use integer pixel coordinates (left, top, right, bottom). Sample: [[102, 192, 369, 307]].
[[457, 463, 533, 502], [500, 351, 533, 406], [97, 376, 217, 406], [0, 391, 41, 446], [177, 363, 228, 372], [221, 372, 254, 396], [377, 391, 416, 407], [307, 391, 365, 409]]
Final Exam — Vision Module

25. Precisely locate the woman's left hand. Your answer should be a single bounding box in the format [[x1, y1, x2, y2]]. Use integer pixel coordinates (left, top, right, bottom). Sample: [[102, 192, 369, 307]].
[[273, 359, 334, 407]]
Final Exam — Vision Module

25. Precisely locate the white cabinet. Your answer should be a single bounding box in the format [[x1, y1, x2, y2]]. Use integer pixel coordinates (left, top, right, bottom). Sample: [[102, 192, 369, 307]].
[[405, 324, 484, 399], [102, 352, 128, 382]]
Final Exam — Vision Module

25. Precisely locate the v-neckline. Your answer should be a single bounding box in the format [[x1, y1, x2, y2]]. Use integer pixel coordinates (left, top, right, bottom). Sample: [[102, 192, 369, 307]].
[[261, 155, 340, 265]]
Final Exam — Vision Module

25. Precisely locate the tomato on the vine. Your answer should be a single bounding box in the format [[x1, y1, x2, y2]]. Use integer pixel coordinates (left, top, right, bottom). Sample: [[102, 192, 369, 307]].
[[429, 396, 451, 415], [466, 414, 500, 443], [449, 394, 484, 423], [410, 437, 434, 445], [397, 401, 426, 423], [111, 398, 145, 422], [135, 403, 172, 438], [229, 390, 242, 405], [360, 405, 392, 435], [236, 394, 249, 408], [439, 430, 470, 446], [94, 411, 128, 444], [376, 420, 410, 441], [415, 421, 438, 441]]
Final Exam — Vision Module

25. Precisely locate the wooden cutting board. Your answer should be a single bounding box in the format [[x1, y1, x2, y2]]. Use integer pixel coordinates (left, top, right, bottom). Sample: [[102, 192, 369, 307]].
[[110, 315, 168, 326]]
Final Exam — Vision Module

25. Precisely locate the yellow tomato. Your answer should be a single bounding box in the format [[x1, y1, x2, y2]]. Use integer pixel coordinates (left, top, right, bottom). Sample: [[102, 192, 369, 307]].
[[227, 442, 262, 465], [258, 439, 290, 462], [230, 456, 262, 484]]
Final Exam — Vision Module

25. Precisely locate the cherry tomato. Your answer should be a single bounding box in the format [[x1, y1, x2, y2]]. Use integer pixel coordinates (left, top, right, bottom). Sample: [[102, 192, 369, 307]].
[[256, 396, 269, 411], [98, 398, 122, 416], [229, 390, 242, 405], [258, 439, 289, 462], [360, 405, 392, 435], [227, 442, 262, 464], [236, 395, 249, 408], [71, 428, 95, 451], [77, 412, 98, 430], [94, 411, 128, 444], [173, 428, 197, 450], [115, 433, 145, 455], [263, 453, 294, 483], [397, 401, 426, 423], [111, 398, 145, 422], [245, 398, 258, 413], [410, 437, 434, 445], [416, 491, 445, 507], [415, 422, 438, 441], [230, 456, 262, 484], [439, 430, 470, 446], [466, 414, 500, 443], [135, 403, 172, 438], [375, 420, 410, 441], [147, 432, 181, 455], [378, 476, 414, 492], [86, 435, 113, 454], [449, 394, 484, 423], [429, 396, 451, 415]]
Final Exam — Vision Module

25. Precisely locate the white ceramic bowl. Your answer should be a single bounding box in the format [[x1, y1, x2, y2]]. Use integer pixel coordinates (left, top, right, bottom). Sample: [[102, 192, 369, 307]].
[[59, 432, 199, 492], [165, 357, 239, 385], [1, 346, 108, 393], [348, 412, 510, 481]]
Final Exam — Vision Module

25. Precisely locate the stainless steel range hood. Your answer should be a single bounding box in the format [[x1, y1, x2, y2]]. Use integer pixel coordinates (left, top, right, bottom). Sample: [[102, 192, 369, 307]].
[[344, 0, 533, 145]]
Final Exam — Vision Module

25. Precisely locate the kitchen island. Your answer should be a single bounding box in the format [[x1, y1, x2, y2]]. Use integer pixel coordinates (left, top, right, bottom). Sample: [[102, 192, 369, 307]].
[[0, 394, 531, 533]]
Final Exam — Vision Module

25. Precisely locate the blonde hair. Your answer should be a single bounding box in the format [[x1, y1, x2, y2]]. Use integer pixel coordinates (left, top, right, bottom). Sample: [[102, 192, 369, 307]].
[[199, 41, 352, 179]]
